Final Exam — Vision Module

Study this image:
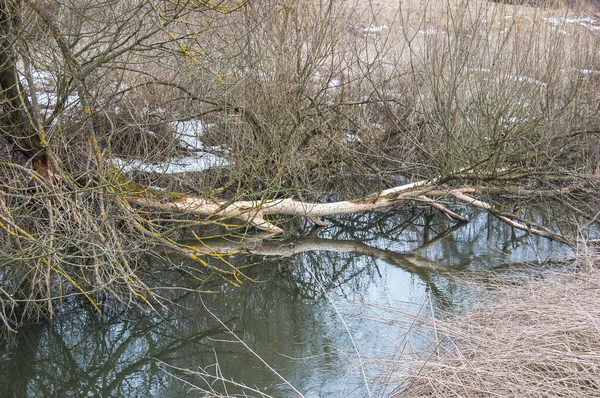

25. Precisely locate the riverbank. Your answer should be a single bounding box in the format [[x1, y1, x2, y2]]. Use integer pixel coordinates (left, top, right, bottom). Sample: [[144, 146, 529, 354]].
[[396, 253, 600, 397]]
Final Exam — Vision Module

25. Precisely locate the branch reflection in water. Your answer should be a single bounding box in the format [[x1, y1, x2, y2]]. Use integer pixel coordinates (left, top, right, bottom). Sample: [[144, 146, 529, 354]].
[[0, 208, 573, 396]]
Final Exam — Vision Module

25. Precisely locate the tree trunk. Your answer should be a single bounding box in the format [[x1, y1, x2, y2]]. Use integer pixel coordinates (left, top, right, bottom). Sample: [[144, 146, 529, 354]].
[[0, 1, 44, 163], [128, 176, 575, 245]]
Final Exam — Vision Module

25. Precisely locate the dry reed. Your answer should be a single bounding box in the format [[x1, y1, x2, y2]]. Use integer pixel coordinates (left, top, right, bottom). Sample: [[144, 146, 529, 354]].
[[396, 255, 600, 397]]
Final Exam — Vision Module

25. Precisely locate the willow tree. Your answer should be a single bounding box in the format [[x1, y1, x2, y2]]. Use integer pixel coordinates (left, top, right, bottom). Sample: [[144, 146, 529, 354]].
[[0, 0, 394, 331], [0, 0, 259, 331]]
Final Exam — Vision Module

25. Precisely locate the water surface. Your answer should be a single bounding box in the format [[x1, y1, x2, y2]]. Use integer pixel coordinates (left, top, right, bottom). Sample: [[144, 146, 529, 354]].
[[0, 208, 573, 397]]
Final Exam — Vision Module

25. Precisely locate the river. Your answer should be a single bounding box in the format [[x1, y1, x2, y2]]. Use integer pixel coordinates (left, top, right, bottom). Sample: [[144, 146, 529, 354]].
[[0, 207, 573, 397]]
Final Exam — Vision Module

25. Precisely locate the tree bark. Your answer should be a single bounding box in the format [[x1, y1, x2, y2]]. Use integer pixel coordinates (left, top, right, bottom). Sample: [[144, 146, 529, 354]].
[[127, 180, 474, 234], [0, 1, 45, 163]]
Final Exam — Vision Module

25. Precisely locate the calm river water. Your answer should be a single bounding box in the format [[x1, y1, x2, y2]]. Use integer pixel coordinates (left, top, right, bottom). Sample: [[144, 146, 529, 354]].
[[0, 208, 572, 397]]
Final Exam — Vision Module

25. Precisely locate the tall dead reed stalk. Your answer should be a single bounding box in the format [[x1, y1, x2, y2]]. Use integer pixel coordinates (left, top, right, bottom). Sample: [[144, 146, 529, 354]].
[[396, 255, 600, 397]]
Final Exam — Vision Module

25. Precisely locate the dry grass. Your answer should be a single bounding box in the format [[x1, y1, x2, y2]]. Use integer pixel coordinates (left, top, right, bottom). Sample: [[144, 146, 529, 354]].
[[396, 255, 600, 397]]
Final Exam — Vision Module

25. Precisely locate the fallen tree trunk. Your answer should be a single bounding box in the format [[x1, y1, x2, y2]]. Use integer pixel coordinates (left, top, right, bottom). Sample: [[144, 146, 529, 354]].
[[127, 175, 576, 246], [127, 182, 476, 234]]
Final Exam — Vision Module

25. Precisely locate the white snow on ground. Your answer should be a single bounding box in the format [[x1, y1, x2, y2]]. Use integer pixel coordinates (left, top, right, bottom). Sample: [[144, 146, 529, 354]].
[[362, 25, 389, 33], [19, 70, 54, 89], [20, 70, 230, 174], [142, 107, 166, 117], [34, 91, 57, 107], [19, 70, 81, 113], [466, 67, 493, 73], [328, 79, 341, 89], [111, 154, 228, 175], [570, 68, 600, 75], [504, 74, 547, 86], [169, 119, 229, 155], [399, 26, 448, 36], [359, 24, 390, 38], [170, 120, 206, 150], [35, 92, 80, 109], [341, 132, 362, 144], [418, 27, 446, 35], [113, 120, 229, 174], [544, 16, 600, 32], [312, 71, 344, 91], [499, 116, 524, 127], [114, 119, 230, 174]]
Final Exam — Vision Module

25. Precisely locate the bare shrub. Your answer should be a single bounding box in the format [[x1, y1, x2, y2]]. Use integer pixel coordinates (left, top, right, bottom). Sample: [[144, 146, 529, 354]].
[[194, 0, 600, 197], [0, 0, 251, 332], [375, 0, 600, 178]]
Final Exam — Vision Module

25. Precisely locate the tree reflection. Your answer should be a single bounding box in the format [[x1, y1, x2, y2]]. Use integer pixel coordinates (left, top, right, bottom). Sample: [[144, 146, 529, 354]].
[[0, 301, 235, 397], [0, 208, 573, 397]]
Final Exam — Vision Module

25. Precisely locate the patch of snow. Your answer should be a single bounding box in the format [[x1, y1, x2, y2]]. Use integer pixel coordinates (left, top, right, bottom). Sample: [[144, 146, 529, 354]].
[[19, 70, 82, 112], [31, 70, 53, 85], [341, 132, 362, 144], [171, 120, 207, 150], [172, 120, 205, 137], [466, 67, 493, 73], [313, 72, 344, 91], [544, 16, 600, 32], [504, 74, 547, 86], [570, 68, 600, 75], [111, 153, 228, 175], [204, 145, 231, 155], [142, 107, 167, 117], [328, 79, 340, 89], [19, 70, 54, 89], [362, 25, 389, 33], [418, 28, 446, 35], [35, 91, 58, 108], [35, 92, 79, 109], [500, 116, 524, 127]]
